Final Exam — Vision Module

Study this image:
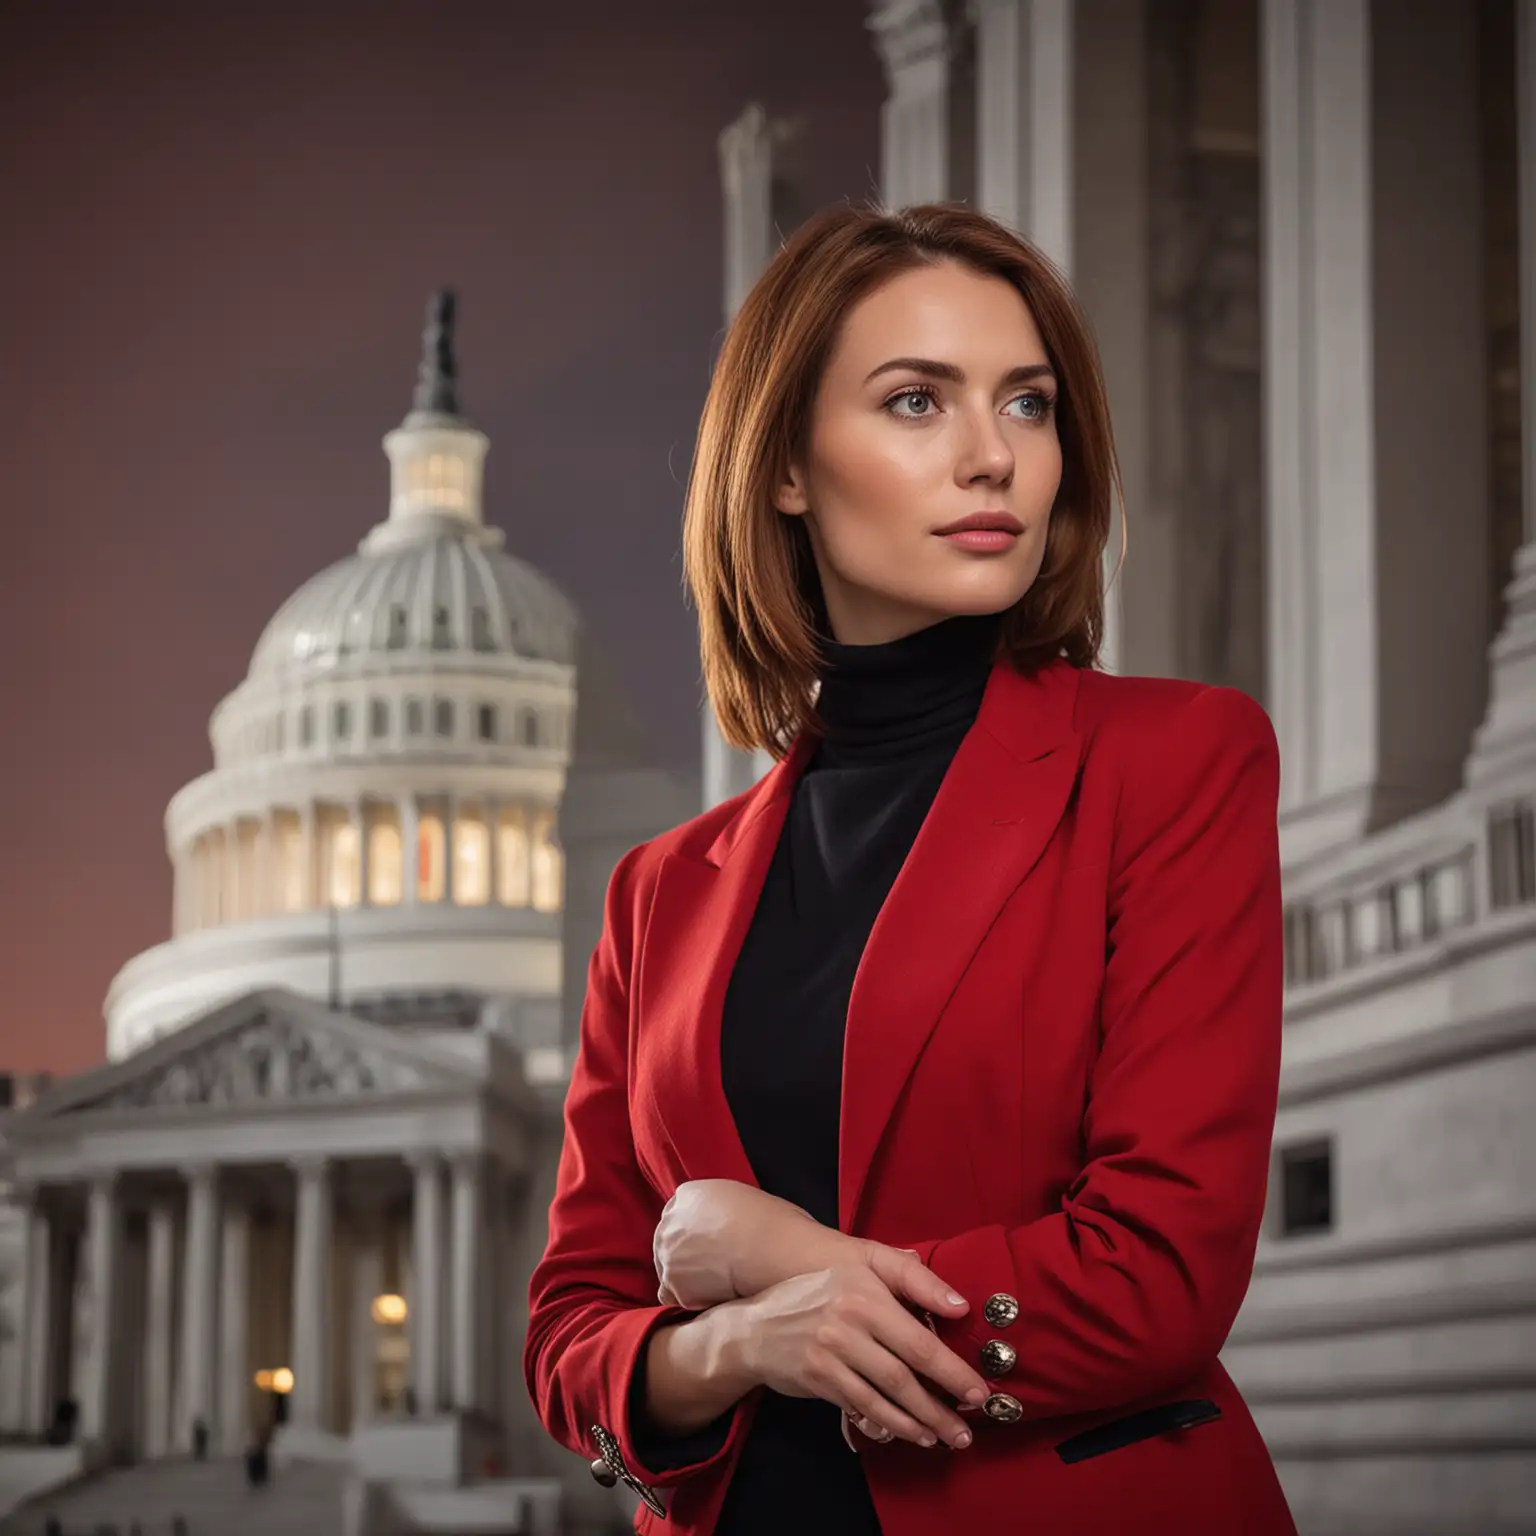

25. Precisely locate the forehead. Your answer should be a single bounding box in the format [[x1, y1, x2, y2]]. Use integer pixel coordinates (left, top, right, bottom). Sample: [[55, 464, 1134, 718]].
[[830, 261, 1048, 370]]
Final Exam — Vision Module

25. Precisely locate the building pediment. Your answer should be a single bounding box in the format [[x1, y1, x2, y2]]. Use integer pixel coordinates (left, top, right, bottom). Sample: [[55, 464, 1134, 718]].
[[9, 988, 479, 1132], [80, 1009, 429, 1111]]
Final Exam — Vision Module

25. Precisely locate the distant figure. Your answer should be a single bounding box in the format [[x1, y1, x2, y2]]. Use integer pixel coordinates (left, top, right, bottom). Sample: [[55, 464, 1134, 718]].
[[192, 1415, 209, 1460], [245, 1429, 271, 1489]]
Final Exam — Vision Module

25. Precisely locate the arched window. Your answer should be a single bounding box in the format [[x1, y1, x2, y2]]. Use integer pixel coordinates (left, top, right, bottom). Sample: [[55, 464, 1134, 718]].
[[531, 812, 563, 913], [496, 809, 530, 906], [368, 817, 403, 906], [276, 812, 305, 912], [417, 813, 446, 903], [321, 809, 361, 909], [453, 809, 490, 906]]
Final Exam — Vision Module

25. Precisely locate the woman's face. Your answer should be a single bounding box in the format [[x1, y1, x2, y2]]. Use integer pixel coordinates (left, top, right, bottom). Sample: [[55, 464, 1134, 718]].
[[775, 258, 1062, 646]]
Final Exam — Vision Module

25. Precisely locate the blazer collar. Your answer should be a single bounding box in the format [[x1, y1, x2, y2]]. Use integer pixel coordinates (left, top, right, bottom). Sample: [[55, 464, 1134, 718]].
[[637, 657, 1085, 1226]]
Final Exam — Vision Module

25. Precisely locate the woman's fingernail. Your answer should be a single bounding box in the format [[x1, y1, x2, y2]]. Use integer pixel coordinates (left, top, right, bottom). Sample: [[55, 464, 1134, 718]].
[[953, 1430, 972, 1449], [919, 1433, 937, 1447], [946, 1290, 966, 1307], [965, 1388, 987, 1405]]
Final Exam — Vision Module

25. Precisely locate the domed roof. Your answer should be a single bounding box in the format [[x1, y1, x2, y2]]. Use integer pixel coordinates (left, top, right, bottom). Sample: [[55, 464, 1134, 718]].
[[248, 529, 578, 680]]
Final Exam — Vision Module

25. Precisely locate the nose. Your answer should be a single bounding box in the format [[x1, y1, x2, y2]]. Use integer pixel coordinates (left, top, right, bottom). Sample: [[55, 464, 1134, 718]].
[[955, 401, 1014, 487]]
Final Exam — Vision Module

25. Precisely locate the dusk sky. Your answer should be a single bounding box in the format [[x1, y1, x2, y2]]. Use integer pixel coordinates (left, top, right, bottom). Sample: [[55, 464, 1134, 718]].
[[0, 1, 884, 1074]]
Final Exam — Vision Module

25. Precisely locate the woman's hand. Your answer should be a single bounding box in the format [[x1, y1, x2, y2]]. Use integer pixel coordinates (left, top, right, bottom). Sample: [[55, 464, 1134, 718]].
[[653, 1180, 843, 1308], [719, 1265, 991, 1450], [653, 1180, 977, 1328]]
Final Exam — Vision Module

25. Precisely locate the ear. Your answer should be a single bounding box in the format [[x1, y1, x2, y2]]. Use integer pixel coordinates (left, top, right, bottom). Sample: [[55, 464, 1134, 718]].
[[773, 462, 811, 518]]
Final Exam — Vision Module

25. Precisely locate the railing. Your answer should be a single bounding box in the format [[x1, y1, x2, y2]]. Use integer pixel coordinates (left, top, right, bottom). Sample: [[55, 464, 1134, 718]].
[[1281, 796, 1536, 991], [31, 1521, 189, 1536]]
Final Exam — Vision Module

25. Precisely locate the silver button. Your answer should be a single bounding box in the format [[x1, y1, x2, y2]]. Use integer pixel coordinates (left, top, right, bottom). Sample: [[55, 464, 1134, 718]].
[[979, 1339, 1017, 1376], [983, 1392, 1024, 1423], [982, 1292, 1020, 1328], [589, 1423, 666, 1516]]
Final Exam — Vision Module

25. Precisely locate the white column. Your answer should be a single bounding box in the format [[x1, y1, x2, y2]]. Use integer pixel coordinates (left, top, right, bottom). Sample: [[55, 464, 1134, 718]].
[[1266, 0, 1492, 861], [707, 101, 789, 809], [485, 797, 501, 906], [142, 1200, 176, 1458], [217, 1202, 250, 1455], [297, 801, 315, 910], [408, 1153, 445, 1414], [970, 0, 1073, 267], [3, 1189, 38, 1435], [259, 810, 277, 918], [350, 1229, 383, 1430], [869, 0, 968, 208], [289, 1158, 332, 1430], [449, 1154, 482, 1412], [80, 1174, 122, 1447], [1468, 0, 1536, 788], [401, 796, 420, 906], [178, 1165, 220, 1451]]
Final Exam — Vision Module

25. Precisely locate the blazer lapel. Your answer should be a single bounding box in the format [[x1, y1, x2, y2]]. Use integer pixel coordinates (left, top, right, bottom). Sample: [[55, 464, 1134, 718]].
[[637, 735, 816, 1187], [838, 658, 1085, 1232]]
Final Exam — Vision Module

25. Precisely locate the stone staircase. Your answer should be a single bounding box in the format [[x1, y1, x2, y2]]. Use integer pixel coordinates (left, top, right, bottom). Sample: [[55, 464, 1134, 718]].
[[0, 1457, 346, 1536]]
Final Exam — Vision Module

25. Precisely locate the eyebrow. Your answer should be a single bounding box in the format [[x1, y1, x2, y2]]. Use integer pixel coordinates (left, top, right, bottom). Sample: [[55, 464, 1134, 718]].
[[862, 357, 1057, 388]]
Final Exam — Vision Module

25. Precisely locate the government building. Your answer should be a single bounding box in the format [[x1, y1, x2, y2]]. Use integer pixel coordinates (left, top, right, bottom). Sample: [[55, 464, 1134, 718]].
[[5, 2, 1536, 1533]]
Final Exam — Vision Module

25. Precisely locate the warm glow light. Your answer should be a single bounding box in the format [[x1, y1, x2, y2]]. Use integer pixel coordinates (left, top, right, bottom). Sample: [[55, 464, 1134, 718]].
[[253, 1369, 274, 1391], [271, 1367, 295, 1394], [371, 1292, 408, 1326]]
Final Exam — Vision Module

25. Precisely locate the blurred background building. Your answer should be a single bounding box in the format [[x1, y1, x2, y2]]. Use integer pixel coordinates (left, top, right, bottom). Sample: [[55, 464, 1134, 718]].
[[3, 1, 1536, 1533]]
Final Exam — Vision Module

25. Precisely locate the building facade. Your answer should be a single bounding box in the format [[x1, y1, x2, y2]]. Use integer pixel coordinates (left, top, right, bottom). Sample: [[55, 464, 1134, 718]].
[[0, 294, 690, 1533]]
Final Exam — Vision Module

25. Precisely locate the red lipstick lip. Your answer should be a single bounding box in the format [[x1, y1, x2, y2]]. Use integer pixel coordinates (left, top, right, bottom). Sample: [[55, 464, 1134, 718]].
[[934, 511, 1024, 536]]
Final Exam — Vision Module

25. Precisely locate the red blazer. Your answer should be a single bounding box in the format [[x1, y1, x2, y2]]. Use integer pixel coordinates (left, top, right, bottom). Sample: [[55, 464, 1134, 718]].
[[524, 657, 1297, 1536]]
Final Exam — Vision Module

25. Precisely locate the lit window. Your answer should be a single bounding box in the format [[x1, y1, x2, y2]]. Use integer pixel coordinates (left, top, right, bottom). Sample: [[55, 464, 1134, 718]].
[[405, 698, 424, 737], [368, 820, 402, 906], [531, 813, 563, 912], [417, 814, 446, 903], [323, 815, 361, 909], [496, 812, 530, 906], [370, 699, 390, 739], [278, 817, 305, 913], [477, 704, 497, 742], [453, 813, 490, 906], [434, 699, 454, 737]]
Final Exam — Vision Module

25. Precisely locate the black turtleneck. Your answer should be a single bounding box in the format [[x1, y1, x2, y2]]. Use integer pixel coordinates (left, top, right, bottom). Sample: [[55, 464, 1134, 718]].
[[705, 610, 1002, 1535]]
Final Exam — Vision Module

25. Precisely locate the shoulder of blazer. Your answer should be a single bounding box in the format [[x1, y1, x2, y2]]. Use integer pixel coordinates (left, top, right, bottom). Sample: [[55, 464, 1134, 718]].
[[1072, 669, 1275, 754]]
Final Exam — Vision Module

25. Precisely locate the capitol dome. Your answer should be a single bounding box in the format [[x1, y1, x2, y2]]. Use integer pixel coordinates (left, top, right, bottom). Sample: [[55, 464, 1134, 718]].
[[105, 290, 580, 1060], [247, 528, 578, 682]]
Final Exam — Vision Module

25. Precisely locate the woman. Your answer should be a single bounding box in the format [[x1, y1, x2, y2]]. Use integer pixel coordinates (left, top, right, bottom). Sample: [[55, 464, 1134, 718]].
[[523, 201, 1297, 1536]]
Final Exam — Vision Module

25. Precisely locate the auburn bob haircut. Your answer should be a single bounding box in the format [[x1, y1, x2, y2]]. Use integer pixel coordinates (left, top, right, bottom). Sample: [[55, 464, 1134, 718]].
[[683, 200, 1122, 759]]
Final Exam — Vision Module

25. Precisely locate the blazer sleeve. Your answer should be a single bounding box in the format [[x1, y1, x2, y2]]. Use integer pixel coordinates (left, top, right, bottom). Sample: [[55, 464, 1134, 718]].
[[522, 842, 754, 1488], [908, 684, 1283, 1419]]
